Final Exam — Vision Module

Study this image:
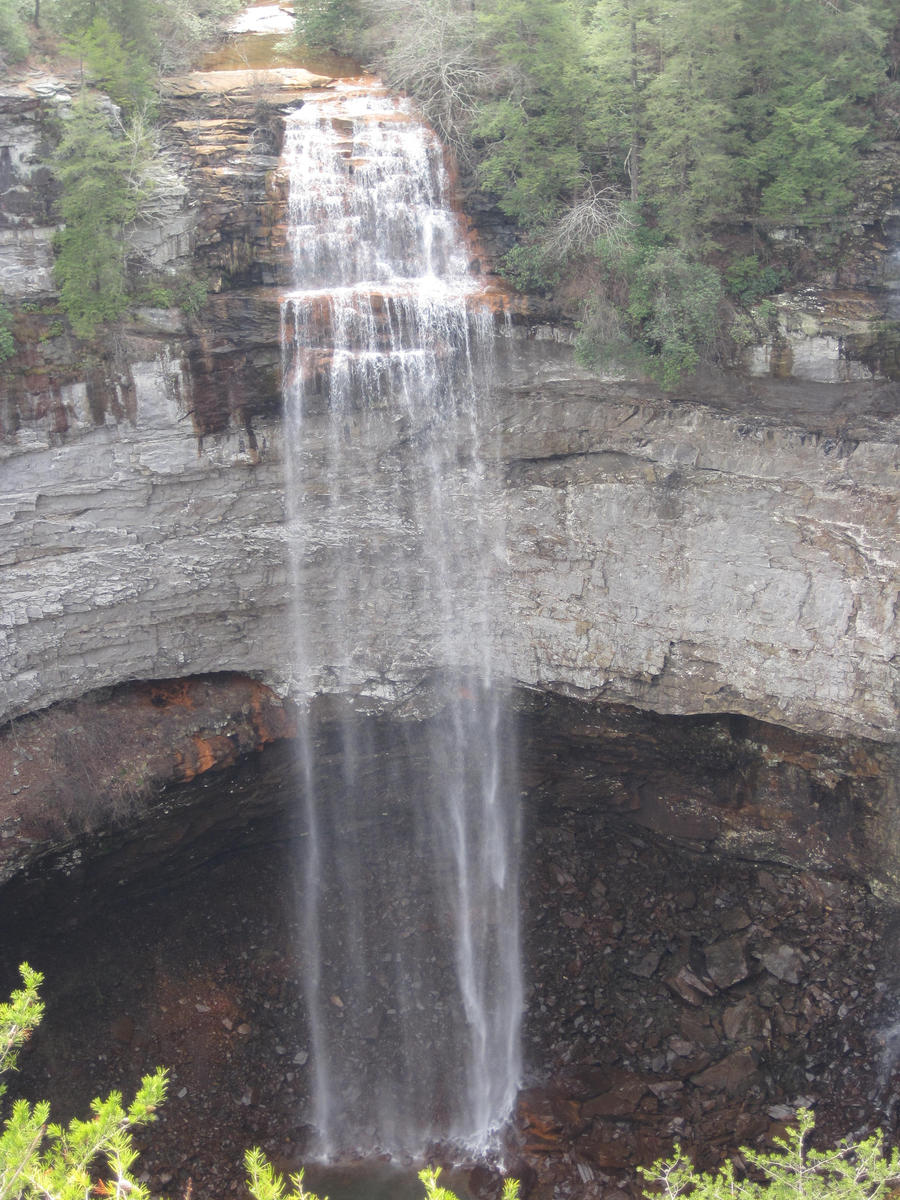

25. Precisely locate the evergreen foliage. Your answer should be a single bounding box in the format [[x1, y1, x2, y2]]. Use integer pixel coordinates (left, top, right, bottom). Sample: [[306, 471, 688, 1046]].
[[420, 1167, 519, 1200], [0, 301, 16, 363], [0, 0, 29, 63], [292, 0, 364, 54], [51, 94, 151, 337], [69, 15, 155, 115], [474, 0, 601, 225], [586, 0, 891, 238], [245, 1149, 324, 1200], [577, 219, 723, 386], [640, 1109, 900, 1200], [0, 964, 43, 1088], [32, 0, 234, 339], [724, 256, 787, 306], [43, 0, 243, 73], [0, 964, 168, 1200]]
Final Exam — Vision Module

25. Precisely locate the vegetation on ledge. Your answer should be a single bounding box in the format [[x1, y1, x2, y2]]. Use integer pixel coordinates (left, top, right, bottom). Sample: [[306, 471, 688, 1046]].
[[0, 0, 239, 344], [1, 0, 898, 379], [293, 0, 900, 384]]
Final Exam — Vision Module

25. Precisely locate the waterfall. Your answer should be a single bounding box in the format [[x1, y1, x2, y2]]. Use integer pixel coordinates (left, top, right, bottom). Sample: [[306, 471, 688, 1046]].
[[279, 80, 521, 1160]]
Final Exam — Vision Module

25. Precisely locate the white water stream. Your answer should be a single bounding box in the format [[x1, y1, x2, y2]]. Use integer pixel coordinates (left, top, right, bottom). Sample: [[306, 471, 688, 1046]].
[[279, 81, 521, 1159]]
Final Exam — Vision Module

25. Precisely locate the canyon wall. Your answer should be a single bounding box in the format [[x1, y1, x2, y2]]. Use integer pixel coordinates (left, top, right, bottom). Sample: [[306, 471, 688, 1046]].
[[2, 69, 900, 902], [2, 71, 899, 745], [4, 319, 899, 744]]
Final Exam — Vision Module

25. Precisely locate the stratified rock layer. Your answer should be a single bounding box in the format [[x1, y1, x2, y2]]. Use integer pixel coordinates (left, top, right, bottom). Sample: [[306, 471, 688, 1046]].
[[1, 69, 899, 882], [3, 353, 899, 746]]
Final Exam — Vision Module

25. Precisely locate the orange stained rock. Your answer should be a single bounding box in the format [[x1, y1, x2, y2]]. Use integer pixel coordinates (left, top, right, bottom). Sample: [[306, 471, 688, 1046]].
[[183, 734, 237, 780]]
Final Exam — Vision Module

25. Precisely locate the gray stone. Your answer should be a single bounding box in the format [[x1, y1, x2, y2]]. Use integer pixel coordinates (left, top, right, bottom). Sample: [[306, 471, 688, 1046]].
[[692, 1047, 758, 1094], [626, 950, 661, 979], [664, 965, 715, 1005], [759, 943, 805, 984], [704, 937, 750, 990], [722, 996, 771, 1043]]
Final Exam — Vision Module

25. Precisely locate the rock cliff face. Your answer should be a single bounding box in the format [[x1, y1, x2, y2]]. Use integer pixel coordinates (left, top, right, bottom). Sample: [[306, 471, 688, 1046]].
[[4, 335, 899, 743], [1, 65, 899, 879], [3, 60, 900, 1197]]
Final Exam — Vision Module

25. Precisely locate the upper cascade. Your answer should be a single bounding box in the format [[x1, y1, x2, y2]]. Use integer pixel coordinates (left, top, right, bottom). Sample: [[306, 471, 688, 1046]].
[[282, 80, 479, 300]]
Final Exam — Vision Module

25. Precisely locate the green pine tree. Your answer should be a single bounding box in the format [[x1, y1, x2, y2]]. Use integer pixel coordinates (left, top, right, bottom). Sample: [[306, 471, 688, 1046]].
[[475, 0, 603, 227], [52, 94, 147, 337], [0, 0, 29, 63], [0, 964, 168, 1200], [640, 1108, 900, 1200]]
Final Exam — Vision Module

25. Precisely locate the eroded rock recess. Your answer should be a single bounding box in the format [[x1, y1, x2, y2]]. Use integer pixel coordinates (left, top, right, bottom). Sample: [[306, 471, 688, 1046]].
[[2, 693, 900, 1200], [2, 53, 900, 1200]]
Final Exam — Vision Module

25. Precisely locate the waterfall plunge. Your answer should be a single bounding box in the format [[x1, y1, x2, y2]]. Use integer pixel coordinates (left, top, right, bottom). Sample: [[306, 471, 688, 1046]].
[[279, 81, 521, 1160]]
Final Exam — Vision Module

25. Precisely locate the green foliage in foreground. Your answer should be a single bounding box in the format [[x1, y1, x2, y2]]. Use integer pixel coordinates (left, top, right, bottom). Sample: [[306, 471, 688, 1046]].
[[2, 968, 896, 1200], [1, 965, 517, 1200], [641, 1109, 900, 1200], [0, 964, 168, 1200]]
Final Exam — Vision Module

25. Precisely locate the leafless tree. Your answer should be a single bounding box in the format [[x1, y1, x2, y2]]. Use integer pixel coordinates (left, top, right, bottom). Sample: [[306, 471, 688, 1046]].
[[541, 181, 634, 259], [364, 0, 493, 161]]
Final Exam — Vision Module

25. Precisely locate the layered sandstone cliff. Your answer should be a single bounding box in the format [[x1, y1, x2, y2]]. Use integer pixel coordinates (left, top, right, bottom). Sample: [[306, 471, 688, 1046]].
[[1, 63, 899, 889]]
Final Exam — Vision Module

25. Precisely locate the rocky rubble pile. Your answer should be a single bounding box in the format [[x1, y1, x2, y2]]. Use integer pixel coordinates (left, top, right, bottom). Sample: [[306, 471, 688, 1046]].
[[517, 813, 896, 1200]]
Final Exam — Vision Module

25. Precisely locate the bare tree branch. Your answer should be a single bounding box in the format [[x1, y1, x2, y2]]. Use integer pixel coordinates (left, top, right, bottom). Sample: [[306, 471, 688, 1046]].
[[363, 0, 492, 160], [542, 182, 634, 258]]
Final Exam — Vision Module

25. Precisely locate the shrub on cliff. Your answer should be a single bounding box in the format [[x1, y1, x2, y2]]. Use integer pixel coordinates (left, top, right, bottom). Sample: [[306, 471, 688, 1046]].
[[0, 301, 15, 362], [641, 1109, 900, 1200], [51, 93, 158, 337], [576, 221, 724, 388]]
